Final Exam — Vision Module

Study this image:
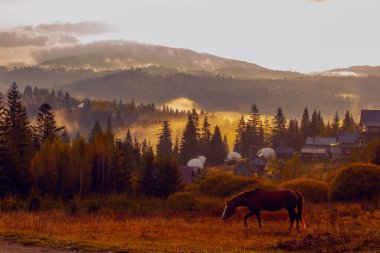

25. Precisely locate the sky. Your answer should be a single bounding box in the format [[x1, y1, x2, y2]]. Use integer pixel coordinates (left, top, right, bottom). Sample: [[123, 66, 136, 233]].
[[0, 0, 379, 72]]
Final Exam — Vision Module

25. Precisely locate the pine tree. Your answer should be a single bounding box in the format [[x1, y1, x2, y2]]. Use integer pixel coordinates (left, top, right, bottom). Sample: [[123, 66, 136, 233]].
[[4, 82, 33, 195], [199, 116, 211, 156], [180, 114, 198, 165], [271, 107, 287, 148], [156, 121, 173, 159], [208, 126, 226, 166]]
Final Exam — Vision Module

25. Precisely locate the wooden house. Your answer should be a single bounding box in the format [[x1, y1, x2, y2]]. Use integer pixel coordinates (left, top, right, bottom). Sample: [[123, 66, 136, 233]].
[[338, 132, 362, 156], [360, 110, 380, 144], [233, 157, 267, 177], [301, 137, 339, 161]]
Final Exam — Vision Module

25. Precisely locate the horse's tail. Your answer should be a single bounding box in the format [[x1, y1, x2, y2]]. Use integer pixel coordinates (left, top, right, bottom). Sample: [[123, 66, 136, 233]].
[[295, 191, 306, 229]]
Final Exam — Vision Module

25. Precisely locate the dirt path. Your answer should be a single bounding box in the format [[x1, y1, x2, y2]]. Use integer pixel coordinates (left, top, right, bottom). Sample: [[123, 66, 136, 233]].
[[0, 240, 77, 253]]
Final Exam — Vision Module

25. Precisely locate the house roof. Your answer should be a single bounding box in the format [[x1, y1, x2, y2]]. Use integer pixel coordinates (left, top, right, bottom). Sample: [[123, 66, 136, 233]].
[[338, 132, 361, 144], [360, 110, 380, 127], [301, 148, 327, 154], [305, 137, 337, 146], [179, 166, 194, 184], [275, 147, 295, 154]]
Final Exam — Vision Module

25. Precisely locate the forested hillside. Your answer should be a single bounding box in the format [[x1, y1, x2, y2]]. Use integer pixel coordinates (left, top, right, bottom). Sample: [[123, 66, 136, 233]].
[[63, 69, 380, 118]]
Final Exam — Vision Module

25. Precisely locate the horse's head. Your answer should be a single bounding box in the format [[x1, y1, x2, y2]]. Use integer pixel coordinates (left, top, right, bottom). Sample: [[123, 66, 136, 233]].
[[221, 200, 236, 220]]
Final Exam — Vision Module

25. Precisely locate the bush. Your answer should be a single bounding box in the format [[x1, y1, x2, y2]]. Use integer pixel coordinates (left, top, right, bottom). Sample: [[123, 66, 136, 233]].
[[281, 178, 329, 203], [329, 163, 380, 202], [166, 192, 198, 212], [198, 173, 262, 198], [0, 195, 24, 211], [27, 194, 41, 211]]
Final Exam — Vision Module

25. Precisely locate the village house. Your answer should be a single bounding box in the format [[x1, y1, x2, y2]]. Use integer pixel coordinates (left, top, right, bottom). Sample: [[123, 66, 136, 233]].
[[274, 147, 295, 160], [301, 137, 340, 161], [233, 156, 267, 177], [179, 166, 201, 184], [338, 132, 362, 156], [360, 110, 380, 144]]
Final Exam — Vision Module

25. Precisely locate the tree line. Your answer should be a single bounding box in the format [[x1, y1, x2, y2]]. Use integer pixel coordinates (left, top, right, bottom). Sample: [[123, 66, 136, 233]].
[[0, 82, 184, 199], [234, 105, 358, 157]]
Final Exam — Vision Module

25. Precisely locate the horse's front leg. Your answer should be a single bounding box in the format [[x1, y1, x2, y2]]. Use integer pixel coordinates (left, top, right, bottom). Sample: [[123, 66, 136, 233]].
[[256, 210, 262, 228], [243, 210, 255, 228]]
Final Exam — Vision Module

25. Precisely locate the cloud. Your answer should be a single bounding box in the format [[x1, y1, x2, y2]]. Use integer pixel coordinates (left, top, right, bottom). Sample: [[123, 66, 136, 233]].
[[0, 21, 115, 48], [35, 21, 117, 36], [0, 31, 49, 47]]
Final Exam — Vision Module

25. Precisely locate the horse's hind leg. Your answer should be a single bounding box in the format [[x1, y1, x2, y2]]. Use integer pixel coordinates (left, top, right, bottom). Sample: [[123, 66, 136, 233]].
[[287, 208, 296, 231]]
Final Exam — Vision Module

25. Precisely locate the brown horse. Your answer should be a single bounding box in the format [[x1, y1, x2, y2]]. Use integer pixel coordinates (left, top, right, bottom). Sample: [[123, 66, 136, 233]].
[[221, 188, 306, 231]]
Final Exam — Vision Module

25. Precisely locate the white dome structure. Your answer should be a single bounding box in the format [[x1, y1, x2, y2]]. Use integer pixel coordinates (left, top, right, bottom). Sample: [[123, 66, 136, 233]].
[[227, 152, 242, 161], [197, 156, 207, 164], [257, 148, 276, 160], [187, 158, 204, 169]]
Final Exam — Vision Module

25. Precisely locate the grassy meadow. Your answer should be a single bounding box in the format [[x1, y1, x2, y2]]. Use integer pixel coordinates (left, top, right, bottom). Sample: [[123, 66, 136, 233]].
[[0, 203, 379, 253]]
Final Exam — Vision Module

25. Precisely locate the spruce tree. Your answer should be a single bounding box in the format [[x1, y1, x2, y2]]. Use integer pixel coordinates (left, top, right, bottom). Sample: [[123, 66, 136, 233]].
[[332, 111, 340, 136], [208, 125, 226, 166], [199, 116, 211, 156], [342, 110, 356, 132], [0, 92, 8, 197], [310, 109, 319, 137], [35, 103, 65, 145], [271, 107, 287, 148], [156, 121, 173, 159], [300, 107, 310, 143], [287, 119, 300, 150], [89, 120, 102, 144], [223, 134, 229, 155], [180, 114, 198, 165], [155, 157, 183, 198], [173, 136, 180, 161], [234, 115, 245, 154], [4, 82, 33, 195], [137, 144, 155, 197]]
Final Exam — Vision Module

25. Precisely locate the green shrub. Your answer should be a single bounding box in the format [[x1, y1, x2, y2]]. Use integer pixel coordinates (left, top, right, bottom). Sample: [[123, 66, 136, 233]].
[[329, 163, 380, 202], [281, 178, 329, 203], [198, 173, 261, 198]]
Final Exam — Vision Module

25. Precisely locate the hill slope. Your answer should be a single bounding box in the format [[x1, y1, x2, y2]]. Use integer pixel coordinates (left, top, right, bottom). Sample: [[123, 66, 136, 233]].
[[33, 40, 300, 79]]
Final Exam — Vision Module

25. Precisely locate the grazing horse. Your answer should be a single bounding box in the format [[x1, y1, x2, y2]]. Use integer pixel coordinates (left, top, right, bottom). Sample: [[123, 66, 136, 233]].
[[221, 188, 306, 231]]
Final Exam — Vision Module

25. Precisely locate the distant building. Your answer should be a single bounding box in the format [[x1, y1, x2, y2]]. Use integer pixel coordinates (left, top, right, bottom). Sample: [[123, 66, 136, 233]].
[[274, 147, 295, 160], [301, 137, 340, 161], [179, 166, 199, 184], [338, 132, 362, 156], [360, 110, 380, 144], [233, 157, 267, 177]]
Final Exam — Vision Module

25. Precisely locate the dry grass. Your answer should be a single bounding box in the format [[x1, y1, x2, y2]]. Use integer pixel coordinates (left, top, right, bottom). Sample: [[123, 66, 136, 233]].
[[0, 203, 379, 252]]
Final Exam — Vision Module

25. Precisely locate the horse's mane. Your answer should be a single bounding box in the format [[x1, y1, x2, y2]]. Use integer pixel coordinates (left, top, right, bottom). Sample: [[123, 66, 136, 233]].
[[229, 188, 262, 202]]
